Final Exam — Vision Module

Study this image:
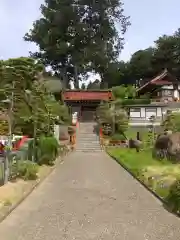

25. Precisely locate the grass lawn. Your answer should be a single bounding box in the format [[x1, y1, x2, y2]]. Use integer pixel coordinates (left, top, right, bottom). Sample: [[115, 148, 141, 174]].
[[125, 127, 157, 141], [107, 147, 180, 199]]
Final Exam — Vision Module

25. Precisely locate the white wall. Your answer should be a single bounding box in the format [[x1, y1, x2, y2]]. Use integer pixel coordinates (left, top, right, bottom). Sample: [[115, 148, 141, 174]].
[[129, 107, 162, 119], [161, 84, 180, 99], [129, 108, 141, 118], [161, 84, 180, 90]]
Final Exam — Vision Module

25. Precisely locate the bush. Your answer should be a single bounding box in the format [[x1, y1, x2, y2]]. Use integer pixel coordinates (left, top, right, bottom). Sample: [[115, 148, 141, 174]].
[[112, 85, 136, 99], [122, 98, 150, 105], [166, 179, 180, 214], [162, 112, 180, 132], [37, 136, 59, 165], [17, 160, 39, 180], [111, 133, 126, 141]]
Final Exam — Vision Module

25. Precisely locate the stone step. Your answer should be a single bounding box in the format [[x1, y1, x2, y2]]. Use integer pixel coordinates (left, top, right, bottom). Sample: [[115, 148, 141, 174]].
[[76, 147, 101, 151], [76, 140, 99, 143], [76, 143, 101, 147], [77, 138, 99, 143], [76, 122, 101, 151], [76, 144, 100, 147], [76, 145, 101, 149], [75, 149, 102, 152], [77, 137, 99, 139], [78, 133, 97, 136], [77, 136, 98, 139], [77, 133, 98, 135], [78, 132, 96, 134]]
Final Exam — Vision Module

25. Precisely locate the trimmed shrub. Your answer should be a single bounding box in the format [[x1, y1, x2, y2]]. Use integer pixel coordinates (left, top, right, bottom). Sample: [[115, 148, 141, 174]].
[[166, 179, 180, 214], [17, 160, 39, 180], [122, 98, 150, 106], [111, 133, 126, 141], [37, 136, 59, 165]]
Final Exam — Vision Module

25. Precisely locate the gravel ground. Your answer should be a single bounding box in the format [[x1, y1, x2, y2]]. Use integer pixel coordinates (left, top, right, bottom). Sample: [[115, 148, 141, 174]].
[[0, 151, 179, 240]]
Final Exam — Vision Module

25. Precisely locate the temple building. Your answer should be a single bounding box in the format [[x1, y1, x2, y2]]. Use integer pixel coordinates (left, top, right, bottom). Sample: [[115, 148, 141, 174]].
[[63, 90, 113, 121], [137, 69, 180, 102]]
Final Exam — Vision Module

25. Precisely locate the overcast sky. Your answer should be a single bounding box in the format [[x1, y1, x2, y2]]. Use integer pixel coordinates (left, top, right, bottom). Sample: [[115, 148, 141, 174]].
[[0, 0, 180, 62]]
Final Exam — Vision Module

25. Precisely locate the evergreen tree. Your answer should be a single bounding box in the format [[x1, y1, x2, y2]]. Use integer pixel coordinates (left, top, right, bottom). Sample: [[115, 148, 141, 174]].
[[24, 0, 130, 88]]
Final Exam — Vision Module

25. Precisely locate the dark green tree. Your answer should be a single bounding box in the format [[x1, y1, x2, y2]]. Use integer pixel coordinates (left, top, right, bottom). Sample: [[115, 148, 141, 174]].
[[152, 30, 180, 78], [105, 61, 132, 87], [25, 0, 130, 89], [129, 48, 156, 81]]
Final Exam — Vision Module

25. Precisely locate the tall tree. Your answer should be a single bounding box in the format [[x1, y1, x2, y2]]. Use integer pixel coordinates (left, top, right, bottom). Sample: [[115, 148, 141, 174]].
[[152, 30, 180, 79], [129, 48, 155, 81], [24, 0, 130, 88], [80, 0, 130, 86], [105, 61, 132, 87]]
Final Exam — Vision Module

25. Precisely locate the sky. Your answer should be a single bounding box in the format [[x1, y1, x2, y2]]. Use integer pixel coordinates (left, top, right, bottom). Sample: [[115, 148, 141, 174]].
[[0, 0, 180, 62]]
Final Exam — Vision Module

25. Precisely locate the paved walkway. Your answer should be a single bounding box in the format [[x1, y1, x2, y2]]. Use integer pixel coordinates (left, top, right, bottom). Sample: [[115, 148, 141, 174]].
[[0, 152, 180, 240]]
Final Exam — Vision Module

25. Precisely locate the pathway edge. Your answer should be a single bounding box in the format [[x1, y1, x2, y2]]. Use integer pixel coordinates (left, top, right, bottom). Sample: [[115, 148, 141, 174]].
[[0, 153, 69, 223], [106, 151, 166, 203], [107, 150, 180, 218]]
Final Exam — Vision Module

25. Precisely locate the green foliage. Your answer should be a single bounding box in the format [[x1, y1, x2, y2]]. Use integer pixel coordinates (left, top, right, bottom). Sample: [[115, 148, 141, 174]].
[[166, 179, 180, 214], [129, 48, 155, 81], [162, 111, 180, 132], [106, 28, 180, 87], [0, 57, 70, 137], [107, 148, 174, 199], [146, 130, 154, 148], [111, 133, 126, 141], [37, 136, 59, 165], [112, 85, 136, 99], [16, 161, 39, 180], [121, 98, 151, 105], [0, 120, 9, 135], [24, 0, 130, 88], [97, 102, 112, 125], [115, 109, 129, 134], [97, 102, 129, 135], [108, 148, 161, 175]]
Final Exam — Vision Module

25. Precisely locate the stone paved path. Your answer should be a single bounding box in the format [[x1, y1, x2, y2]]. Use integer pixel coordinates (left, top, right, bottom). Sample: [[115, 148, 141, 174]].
[[0, 151, 180, 240]]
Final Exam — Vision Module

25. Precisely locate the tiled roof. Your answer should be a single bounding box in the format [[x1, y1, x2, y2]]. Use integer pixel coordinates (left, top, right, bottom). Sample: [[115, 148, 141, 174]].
[[137, 69, 169, 92], [63, 91, 113, 101]]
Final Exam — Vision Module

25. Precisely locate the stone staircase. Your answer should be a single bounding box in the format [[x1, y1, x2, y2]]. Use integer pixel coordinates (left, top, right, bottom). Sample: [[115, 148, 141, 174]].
[[76, 122, 102, 152]]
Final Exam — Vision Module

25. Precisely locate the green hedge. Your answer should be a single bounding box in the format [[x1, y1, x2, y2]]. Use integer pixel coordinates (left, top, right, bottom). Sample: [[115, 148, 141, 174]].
[[121, 98, 151, 105], [111, 133, 126, 141]]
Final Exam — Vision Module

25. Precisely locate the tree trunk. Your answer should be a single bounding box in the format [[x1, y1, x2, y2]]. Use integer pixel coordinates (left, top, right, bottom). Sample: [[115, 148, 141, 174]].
[[61, 67, 68, 89], [74, 65, 79, 89]]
